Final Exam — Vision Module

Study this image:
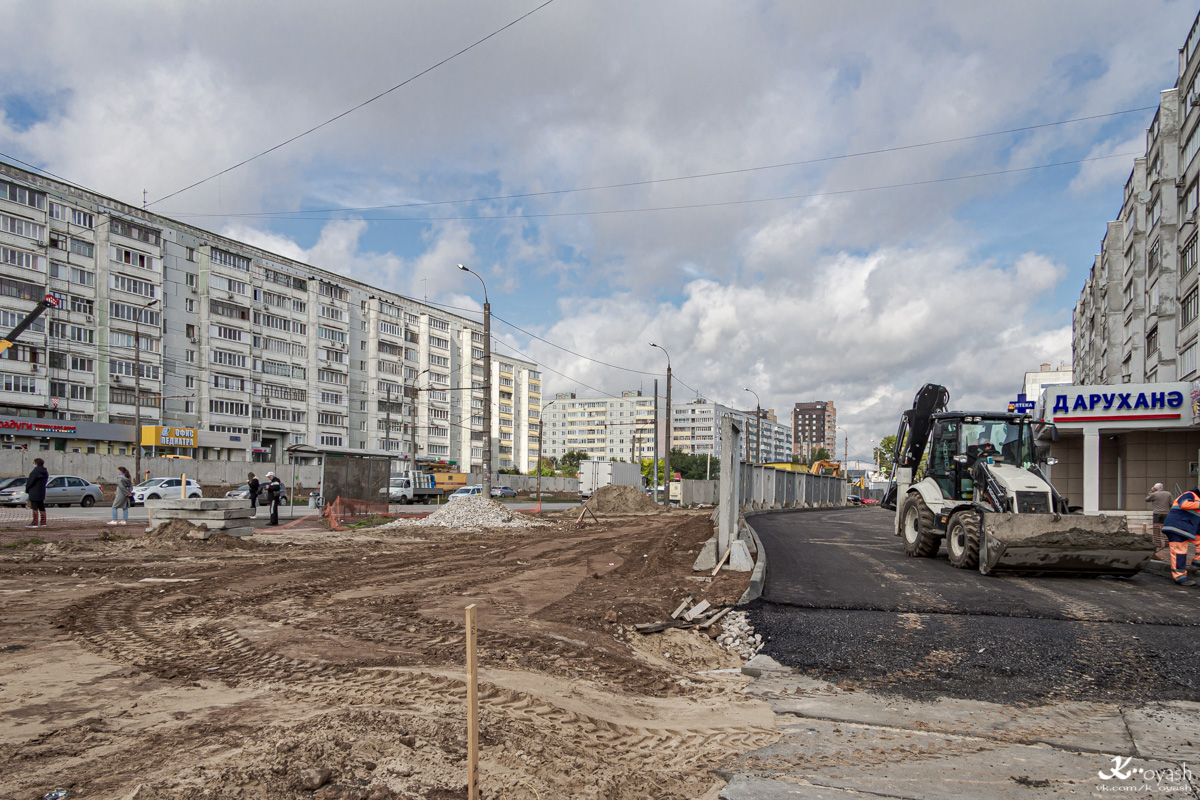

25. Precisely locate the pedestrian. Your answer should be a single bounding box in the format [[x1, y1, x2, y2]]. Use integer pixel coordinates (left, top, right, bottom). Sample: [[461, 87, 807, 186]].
[[265, 471, 283, 526], [25, 457, 48, 529], [247, 472, 260, 519], [108, 466, 133, 526], [1160, 486, 1200, 586], [1146, 482, 1173, 549]]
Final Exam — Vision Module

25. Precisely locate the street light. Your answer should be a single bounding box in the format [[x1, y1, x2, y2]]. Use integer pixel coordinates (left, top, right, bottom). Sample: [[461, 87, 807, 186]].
[[133, 297, 160, 482], [836, 425, 848, 467], [534, 396, 556, 506], [410, 366, 433, 473], [458, 264, 491, 498], [742, 387, 761, 465], [649, 343, 671, 506]]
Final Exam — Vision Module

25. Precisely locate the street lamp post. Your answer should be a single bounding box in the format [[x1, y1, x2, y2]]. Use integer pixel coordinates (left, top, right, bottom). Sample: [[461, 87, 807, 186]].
[[133, 297, 160, 482], [649, 343, 671, 506], [458, 265, 491, 498], [742, 387, 761, 465], [534, 397, 555, 505], [409, 366, 432, 474]]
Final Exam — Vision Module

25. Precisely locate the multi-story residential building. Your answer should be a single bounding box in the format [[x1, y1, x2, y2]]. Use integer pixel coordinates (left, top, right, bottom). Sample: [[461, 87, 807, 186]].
[[1021, 362, 1073, 403], [0, 162, 537, 471], [792, 400, 836, 458], [1074, 11, 1200, 385], [542, 390, 665, 462], [672, 399, 793, 463]]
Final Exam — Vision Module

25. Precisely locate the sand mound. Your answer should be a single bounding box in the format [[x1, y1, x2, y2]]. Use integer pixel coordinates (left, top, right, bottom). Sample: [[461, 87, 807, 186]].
[[583, 484, 663, 515], [132, 518, 264, 550], [380, 496, 544, 530]]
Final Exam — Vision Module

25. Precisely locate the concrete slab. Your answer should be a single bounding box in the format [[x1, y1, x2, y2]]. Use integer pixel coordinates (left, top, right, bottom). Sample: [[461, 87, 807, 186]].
[[746, 676, 1134, 756], [719, 775, 847, 798], [694, 537, 718, 571], [150, 511, 254, 527], [726, 540, 754, 572], [146, 498, 246, 511], [184, 525, 254, 540], [742, 655, 793, 678], [1124, 701, 1200, 760]]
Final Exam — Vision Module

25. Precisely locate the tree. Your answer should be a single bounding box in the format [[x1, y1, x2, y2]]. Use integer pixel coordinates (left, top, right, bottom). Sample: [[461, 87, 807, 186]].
[[811, 447, 831, 463], [558, 449, 587, 477], [534, 457, 556, 477], [875, 435, 897, 474]]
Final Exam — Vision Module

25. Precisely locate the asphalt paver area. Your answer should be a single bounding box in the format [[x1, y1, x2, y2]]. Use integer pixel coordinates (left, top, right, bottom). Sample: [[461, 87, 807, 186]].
[[746, 507, 1200, 705]]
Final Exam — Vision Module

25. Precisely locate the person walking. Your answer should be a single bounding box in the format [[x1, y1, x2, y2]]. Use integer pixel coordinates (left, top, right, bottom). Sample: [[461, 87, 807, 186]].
[[1161, 486, 1200, 586], [1146, 482, 1174, 549], [247, 472, 260, 518], [265, 471, 283, 526], [26, 457, 48, 528], [109, 466, 133, 526]]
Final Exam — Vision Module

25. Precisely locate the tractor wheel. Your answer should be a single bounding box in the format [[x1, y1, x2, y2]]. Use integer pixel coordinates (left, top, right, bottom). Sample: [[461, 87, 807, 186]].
[[900, 494, 940, 557], [80, 495, 95, 508], [947, 510, 982, 569]]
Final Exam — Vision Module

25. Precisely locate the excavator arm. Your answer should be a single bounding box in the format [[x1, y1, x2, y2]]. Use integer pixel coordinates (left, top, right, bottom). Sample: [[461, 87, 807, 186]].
[[881, 383, 949, 510], [0, 294, 59, 355]]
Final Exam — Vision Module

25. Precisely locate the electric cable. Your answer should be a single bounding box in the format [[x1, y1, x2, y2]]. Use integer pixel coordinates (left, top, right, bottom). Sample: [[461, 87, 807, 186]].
[[162, 105, 1156, 219], [145, 0, 558, 208]]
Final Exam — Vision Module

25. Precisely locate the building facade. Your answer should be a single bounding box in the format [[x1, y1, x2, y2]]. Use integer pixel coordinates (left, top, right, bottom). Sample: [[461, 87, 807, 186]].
[[792, 400, 837, 458], [1074, 12, 1200, 386], [0, 162, 538, 472], [672, 399, 793, 463], [542, 390, 665, 462]]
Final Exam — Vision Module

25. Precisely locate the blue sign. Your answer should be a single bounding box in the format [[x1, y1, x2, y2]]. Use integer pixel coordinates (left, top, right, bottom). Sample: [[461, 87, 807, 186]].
[[1008, 400, 1036, 413]]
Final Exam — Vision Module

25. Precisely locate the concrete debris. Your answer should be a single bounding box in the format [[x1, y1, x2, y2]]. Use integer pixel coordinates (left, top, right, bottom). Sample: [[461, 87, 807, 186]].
[[714, 610, 765, 661], [379, 497, 547, 531]]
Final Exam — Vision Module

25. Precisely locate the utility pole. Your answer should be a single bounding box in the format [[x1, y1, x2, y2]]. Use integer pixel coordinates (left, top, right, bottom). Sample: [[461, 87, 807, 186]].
[[652, 378, 659, 503], [385, 384, 392, 454], [650, 343, 671, 506]]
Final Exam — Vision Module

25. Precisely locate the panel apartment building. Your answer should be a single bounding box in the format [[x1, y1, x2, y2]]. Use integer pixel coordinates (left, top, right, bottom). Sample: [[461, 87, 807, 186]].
[[542, 390, 665, 462], [1074, 12, 1200, 386], [0, 162, 540, 472], [671, 399, 794, 463]]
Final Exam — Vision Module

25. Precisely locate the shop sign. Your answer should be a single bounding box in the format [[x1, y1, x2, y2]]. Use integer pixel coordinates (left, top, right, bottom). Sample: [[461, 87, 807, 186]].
[[1046, 382, 1191, 425], [0, 418, 77, 435], [141, 426, 198, 447]]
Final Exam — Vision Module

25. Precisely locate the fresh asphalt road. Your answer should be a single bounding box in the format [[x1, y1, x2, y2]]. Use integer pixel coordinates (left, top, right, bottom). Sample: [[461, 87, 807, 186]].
[[747, 507, 1200, 704]]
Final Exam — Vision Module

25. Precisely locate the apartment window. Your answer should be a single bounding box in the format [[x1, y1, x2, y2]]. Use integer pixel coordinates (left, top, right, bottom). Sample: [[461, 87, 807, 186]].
[[70, 356, 93, 372], [1, 373, 37, 393], [429, 317, 449, 332], [0, 213, 44, 240], [109, 219, 160, 246], [109, 245, 158, 271], [1146, 326, 1159, 355], [430, 335, 450, 349], [211, 248, 251, 271], [211, 349, 247, 369], [1184, 287, 1200, 328], [209, 399, 250, 416], [320, 304, 346, 322], [318, 282, 348, 301], [3, 344, 39, 364], [320, 391, 345, 405], [379, 320, 401, 336], [0, 180, 45, 210], [109, 273, 157, 299], [1, 245, 45, 272], [318, 412, 346, 426], [69, 238, 94, 258], [185, 298, 195, 312], [318, 368, 347, 385], [211, 275, 250, 295], [1148, 240, 1161, 275], [70, 296, 93, 315], [1182, 343, 1197, 378], [110, 302, 161, 327], [318, 326, 346, 344], [428, 354, 449, 367], [1184, 236, 1198, 277]]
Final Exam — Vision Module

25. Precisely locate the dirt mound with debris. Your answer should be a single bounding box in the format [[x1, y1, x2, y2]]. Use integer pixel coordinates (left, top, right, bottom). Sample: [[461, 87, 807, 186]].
[[583, 484, 664, 515], [380, 496, 545, 530], [131, 518, 264, 550]]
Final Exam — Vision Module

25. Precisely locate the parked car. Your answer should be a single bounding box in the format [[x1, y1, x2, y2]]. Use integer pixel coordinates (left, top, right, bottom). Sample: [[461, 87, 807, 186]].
[[846, 494, 863, 506], [0, 475, 103, 507], [449, 485, 484, 500], [490, 486, 517, 498], [133, 477, 203, 505], [0, 476, 27, 493]]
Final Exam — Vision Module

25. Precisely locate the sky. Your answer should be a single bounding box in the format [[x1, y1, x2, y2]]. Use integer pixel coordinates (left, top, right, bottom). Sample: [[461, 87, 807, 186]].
[[2, 0, 1197, 463]]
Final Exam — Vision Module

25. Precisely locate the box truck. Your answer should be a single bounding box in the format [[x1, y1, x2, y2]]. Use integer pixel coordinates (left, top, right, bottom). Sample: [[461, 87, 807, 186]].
[[579, 460, 644, 499]]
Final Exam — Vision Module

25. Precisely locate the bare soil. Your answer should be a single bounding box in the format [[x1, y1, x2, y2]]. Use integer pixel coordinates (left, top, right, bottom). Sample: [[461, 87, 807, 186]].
[[0, 510, 774, 800]]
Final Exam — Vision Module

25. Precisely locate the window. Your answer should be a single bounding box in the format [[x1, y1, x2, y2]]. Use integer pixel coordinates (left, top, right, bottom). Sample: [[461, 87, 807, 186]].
[[109, 219, 160, 246], [211, 325, 245, 342], [70, 356, 94, 372], [209, 399, 250, 416], [211, 299, 249, 321], [320, 434, 345, 447], [379, 320, 401, 336], [0, 213, 44, 240], [319, 282, 348, 301], [109, 273, 157, 299], [428, 354, 449, 367], [429, 317, 449, 332], [0, 180, 45, 210], [1184, 287, 1200, 328], [318, 326, 346, 344], [3, 344, 39, 364], [320, 391, 345, 405], [318, 368, 347, 385], [110, 302, 160, 327], [109, 245, 158, 271], [1147, 325, 1159, 355], [320, 304, 346, 322], [430, 335, 450, 349], [69, 238, 93, 258], [318, 412, 346, 426], [1, 373, 37, 393], [69, 296, 93, 315], [211, 349, 247, 369], [322, 348, 347, 364], [211, 275, 249, 295], [1183, 343, 1197, 378], [1184, 236, 1198, 278], [1, 245, 45, 272], [211, 248, 251, 271]]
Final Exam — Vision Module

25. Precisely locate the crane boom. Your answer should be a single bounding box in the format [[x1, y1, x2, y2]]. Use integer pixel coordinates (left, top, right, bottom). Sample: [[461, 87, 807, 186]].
[[0, 294, 59, 355]]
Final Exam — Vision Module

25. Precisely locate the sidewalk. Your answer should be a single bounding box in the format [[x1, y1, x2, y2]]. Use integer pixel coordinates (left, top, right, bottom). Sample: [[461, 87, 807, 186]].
[[720, 656, 1200, 799]]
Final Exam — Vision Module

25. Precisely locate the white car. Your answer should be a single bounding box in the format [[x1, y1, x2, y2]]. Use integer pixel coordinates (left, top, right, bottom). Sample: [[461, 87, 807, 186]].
[[449, 485, 483, 500], [133, 477, 203, 505]]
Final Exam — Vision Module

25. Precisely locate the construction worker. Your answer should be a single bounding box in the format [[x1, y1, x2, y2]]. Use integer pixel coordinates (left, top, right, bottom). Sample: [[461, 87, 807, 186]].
[[1160, 486, 1200, 586]]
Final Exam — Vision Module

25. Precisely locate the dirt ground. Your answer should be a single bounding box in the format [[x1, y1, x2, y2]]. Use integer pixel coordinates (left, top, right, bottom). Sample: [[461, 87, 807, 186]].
[[0, 510, 776, 800]]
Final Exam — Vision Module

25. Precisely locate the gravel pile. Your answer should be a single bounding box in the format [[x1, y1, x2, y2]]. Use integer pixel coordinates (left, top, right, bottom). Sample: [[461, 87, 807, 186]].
[[715, 610, 764, 661], [380, 496, 544, 530]]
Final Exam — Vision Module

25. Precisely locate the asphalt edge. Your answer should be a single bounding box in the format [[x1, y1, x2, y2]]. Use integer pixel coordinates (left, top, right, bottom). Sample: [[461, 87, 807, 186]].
[[737, 505, 854, 605]]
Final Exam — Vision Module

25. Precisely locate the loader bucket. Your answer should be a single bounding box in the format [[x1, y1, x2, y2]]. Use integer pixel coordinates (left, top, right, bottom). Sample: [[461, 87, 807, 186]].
[[979, 513, 1154, 576]]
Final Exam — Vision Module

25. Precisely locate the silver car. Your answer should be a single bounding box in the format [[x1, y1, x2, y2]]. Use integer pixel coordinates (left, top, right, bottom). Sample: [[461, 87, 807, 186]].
[[0, 475, 104, 508], [132, 477, 203, 505]]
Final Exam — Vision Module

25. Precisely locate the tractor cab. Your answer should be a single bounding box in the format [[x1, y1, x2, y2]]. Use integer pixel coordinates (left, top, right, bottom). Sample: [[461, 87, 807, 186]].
[[925, 413, 1039, 502]]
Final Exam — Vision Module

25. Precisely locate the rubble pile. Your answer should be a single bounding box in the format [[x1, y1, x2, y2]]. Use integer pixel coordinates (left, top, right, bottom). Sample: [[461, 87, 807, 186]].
[[583, 484, 663, 515], [381, 496, 544, 530], [714, 611, 764, 661]]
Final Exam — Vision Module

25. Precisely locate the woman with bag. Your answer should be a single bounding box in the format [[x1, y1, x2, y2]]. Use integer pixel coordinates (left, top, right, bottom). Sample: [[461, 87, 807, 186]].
[[109, 466, 133, 526]]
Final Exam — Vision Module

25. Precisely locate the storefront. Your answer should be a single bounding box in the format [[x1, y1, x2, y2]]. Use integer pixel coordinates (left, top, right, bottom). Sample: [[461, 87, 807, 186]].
[[0, 416, 136, 454], [1039, 382, 1200, 514]]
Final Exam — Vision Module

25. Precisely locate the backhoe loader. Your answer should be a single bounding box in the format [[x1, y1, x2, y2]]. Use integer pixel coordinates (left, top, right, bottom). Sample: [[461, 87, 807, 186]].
[[881, 384, 1153, 576]]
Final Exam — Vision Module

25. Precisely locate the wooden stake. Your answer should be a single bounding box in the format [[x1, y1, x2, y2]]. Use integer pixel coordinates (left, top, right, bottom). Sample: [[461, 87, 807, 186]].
[[465, 603, 479, 800], [712, 545, 732, 576], [575, 505, 600, 525]]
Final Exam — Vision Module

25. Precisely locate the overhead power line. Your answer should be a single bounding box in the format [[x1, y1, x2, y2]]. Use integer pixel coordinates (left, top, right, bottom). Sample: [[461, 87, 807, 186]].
[[169, 105, 1155, 220], [169, 151, 1140, 224], [146, 0, 558, 208]]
